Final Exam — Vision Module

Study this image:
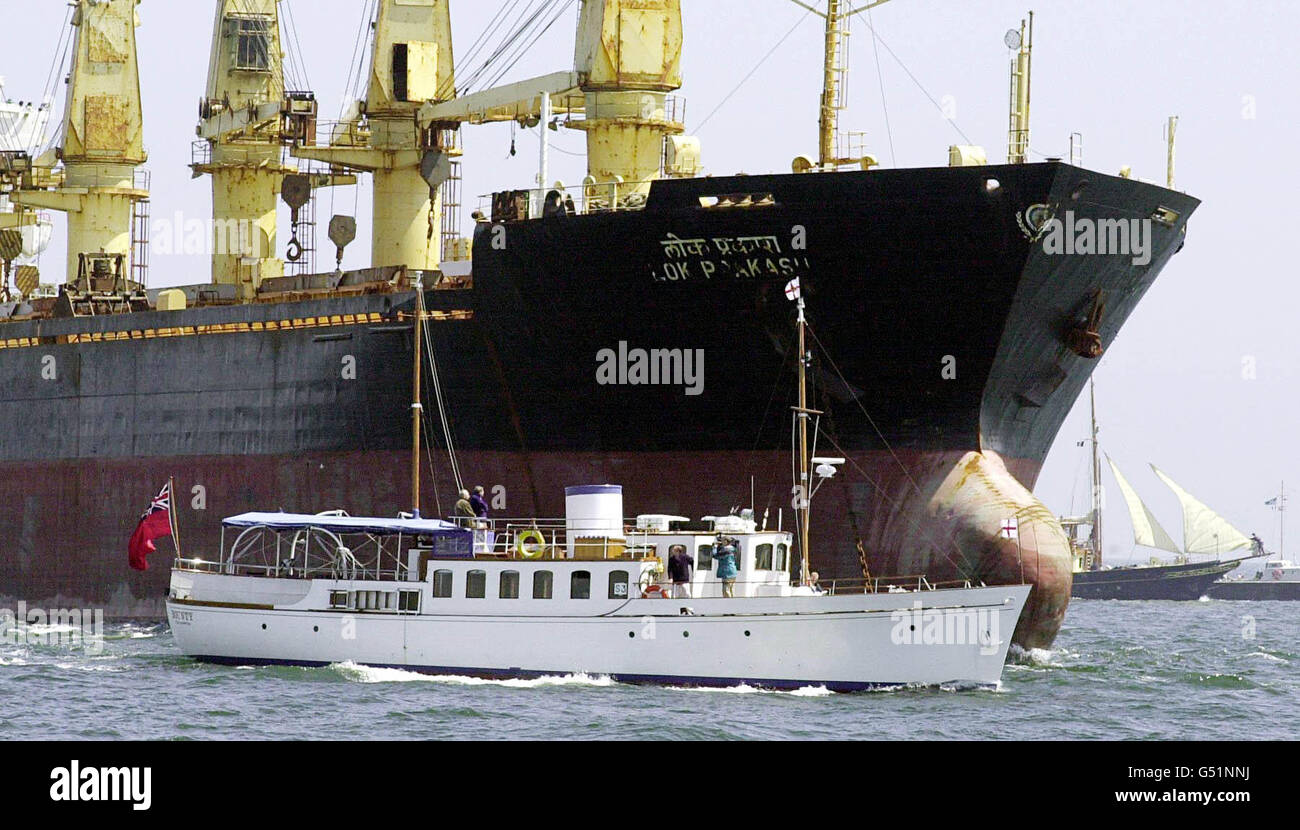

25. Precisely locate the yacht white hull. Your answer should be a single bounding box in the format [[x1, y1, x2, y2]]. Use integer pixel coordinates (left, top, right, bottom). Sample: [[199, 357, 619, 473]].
[[167, 573, 1030, 690]]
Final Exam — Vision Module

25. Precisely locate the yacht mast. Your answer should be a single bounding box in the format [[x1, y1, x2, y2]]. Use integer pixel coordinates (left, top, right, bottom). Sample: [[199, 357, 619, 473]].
[[1089, 378, 1103, 568], [411, 274, 425, 518], [797, 295, 812, 585]]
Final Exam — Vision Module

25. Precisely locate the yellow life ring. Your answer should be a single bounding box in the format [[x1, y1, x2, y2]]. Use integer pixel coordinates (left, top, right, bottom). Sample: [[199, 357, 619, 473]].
[[515, 529, 547, 560]]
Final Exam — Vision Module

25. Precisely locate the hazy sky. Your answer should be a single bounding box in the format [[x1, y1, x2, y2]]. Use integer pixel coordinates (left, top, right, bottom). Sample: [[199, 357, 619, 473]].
[[4, 0, 1297, 565]]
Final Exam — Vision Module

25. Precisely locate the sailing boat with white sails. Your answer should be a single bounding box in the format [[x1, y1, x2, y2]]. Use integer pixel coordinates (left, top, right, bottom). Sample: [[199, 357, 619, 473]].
[[1062, 381, 1261, 600]]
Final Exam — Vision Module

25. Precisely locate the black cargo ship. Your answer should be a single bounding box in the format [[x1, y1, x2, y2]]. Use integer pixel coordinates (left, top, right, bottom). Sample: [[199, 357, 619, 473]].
[[0, 162, 1198, 648]]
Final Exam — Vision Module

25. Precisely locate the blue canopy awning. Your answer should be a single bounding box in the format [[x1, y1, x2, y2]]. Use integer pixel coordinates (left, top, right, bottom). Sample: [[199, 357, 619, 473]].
[[221, 512, 470, 538]]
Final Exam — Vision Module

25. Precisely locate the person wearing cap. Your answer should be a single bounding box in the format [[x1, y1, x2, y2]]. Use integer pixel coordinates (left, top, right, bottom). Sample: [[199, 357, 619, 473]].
[[714, 540, 739, 598]]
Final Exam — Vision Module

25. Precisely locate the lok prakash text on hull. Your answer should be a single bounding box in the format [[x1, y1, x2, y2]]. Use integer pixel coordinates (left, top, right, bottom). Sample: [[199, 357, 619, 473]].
[[0, 1, 1198, 648]]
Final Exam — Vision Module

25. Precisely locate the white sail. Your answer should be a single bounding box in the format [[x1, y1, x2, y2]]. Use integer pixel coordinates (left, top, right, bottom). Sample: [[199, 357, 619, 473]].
[[1150, 465, 1253, 556], [1107, 457, 1181, 554]]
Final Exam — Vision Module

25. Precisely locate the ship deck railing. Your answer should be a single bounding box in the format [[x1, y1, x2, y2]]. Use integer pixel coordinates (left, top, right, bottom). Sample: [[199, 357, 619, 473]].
[[817, 576, 982, 595]]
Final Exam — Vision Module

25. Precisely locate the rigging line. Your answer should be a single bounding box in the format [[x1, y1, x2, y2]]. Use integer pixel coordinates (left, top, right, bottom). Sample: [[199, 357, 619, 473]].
[[478, 0, 575, 94], [815, 428, 979, 580], [855, 12, 975, 146], [39, 6, 73, 107], [442, 0, 526, 100], [38, 10, 75, 156], [456, 0, 548, 94], [338, 0, 373, 119], [803, 325, 979, 580], [41, 48, 75, 157], [419, 410, 445, 517], [804, 322, 928, 502], [693, 5, 815, 135], [472, 0, 568, 93], [422, 312, 463, 493], [351, 0, 380, 107], [523, 126, 584, 157], [865, 6, 896, 167], [283, 1, 312, 92]]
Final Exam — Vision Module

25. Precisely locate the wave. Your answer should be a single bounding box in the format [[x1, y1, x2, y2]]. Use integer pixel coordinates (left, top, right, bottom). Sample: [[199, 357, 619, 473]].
[[329, 662, 616, 688], [667, 682, 833, 697]]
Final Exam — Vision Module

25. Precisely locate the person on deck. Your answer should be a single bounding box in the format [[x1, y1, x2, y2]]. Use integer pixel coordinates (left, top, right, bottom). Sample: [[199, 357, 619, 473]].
[[715, 541, 739, 598], [668, 544, 693, 599], [454, 489, 476, 527], [470, 485, 490, 519]]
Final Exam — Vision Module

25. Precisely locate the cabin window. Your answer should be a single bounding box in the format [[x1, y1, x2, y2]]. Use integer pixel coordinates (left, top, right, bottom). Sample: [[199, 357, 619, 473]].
[[571, 570, 592, 600], [432, 569, 453, 599], [776, 543, 789, 572], [466, 570, 487, 599], [533, 570, 554, 599], [755, 544, 773, 570], [608, 570, 630, 599], [698, 544, 714, 570], [399, 590, 420, 613], [230, 16, 272, 72], [329, 590, 349, 610], [500, 570, 520, 599]]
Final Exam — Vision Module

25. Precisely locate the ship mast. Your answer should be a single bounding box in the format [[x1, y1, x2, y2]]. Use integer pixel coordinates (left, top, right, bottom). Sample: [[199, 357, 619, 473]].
[[791, 0, 893, 169], [1006, 12, 1033, 164], [1089, 378, 1103, 569], [1165, 115, 1178, 190], [797, 294, 812, 585], [411, 274, 424, 519]]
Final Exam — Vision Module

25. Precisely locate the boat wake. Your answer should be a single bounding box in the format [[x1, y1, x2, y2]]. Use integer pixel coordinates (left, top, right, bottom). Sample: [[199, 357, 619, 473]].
[[329, 661, 617, 689], [667, 683, 833, 697]]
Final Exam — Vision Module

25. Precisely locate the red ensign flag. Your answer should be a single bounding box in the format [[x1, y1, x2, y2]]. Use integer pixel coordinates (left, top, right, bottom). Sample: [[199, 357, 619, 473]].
[[128, 482, 174, 571]]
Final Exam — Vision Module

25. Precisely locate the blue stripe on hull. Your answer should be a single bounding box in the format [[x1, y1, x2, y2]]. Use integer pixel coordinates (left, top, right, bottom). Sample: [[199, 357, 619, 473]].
[[188, 655, 981, 693]]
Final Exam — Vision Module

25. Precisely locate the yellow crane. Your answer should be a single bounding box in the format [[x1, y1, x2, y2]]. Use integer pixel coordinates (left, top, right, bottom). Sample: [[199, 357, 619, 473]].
[[418, 0, 686, 211], [14, 0, 149, 290], [294, 0, 457, 272], [192, 0, 322, 299]]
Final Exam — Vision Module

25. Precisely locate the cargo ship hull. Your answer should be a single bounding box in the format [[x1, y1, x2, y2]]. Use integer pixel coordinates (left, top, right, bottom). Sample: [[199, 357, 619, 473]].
[[0, 163, 1199, 648]]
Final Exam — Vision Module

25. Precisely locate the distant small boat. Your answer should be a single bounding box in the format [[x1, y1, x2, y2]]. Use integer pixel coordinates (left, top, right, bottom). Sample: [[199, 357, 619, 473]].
[[1209, 486, 1297, 600], [1064, 381, 1257, 600], [1209, 558, 1300, 600]]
